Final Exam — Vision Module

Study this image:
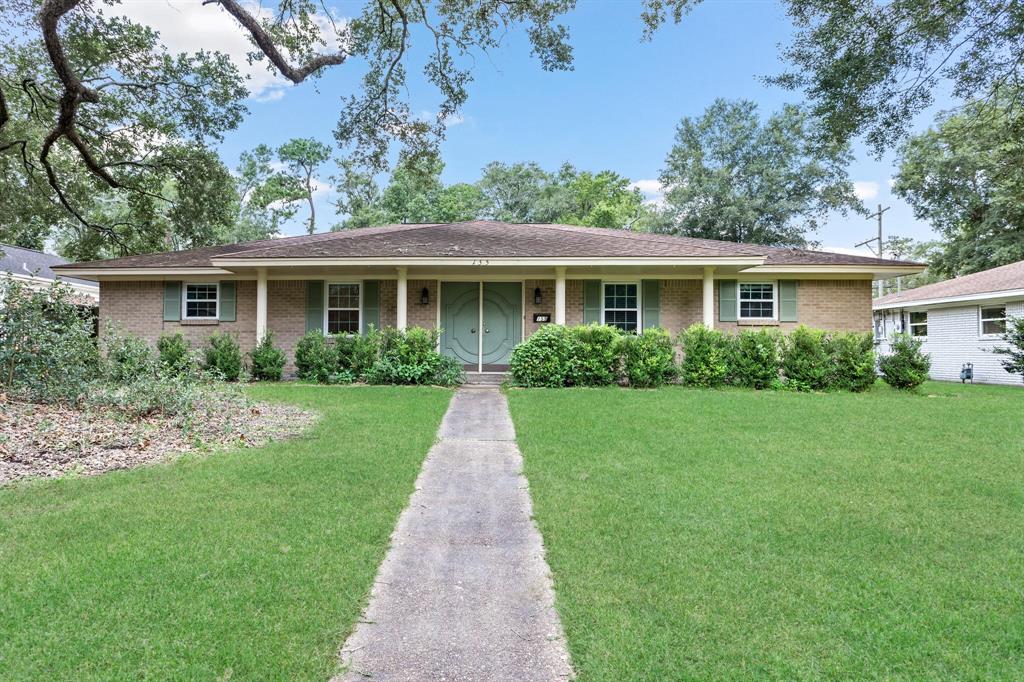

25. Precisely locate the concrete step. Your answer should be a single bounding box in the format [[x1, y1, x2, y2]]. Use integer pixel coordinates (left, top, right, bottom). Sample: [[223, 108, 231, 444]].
[[463, 373, 508, 386]]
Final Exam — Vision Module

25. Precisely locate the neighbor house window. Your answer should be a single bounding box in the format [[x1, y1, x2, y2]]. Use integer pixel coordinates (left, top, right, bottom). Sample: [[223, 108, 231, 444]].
[[183, 283, 218, 319], [873, 313, 885, 340], [908, 311, 928, 337], [327, 283, 360, 334], [980, 306, 1007, 337], [738, 282, 775, 319], [603, 283, 638, 332]]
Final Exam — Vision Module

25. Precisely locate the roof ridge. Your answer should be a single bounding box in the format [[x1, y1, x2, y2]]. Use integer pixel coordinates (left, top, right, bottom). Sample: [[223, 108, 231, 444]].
[[518, 222, 768, 255], [218, 223, 441, 258]]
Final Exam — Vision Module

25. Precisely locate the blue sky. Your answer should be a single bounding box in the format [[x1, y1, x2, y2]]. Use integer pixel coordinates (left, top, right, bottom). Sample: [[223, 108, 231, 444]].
[[125, 0, 943, 250]]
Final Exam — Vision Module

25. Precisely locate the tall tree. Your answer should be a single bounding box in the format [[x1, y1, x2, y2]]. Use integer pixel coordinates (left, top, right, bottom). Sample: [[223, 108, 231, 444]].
[[276, 138, 332, 234], [233, 145, 302, 242], [477, 162, 554, 223], [656, 99, 863, 247], [551, 164, 646, 228], [772, 0, 1024, 154], [893, 90, 1024, 277], [3, 0, 695, 248]]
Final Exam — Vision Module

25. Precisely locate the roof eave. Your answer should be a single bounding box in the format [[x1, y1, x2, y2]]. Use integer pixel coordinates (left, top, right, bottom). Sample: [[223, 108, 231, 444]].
[[873, 287, 1024, 310], [741, 264, 926, 277], [209, 256, 769, 267], [51, 266, 233, 280]]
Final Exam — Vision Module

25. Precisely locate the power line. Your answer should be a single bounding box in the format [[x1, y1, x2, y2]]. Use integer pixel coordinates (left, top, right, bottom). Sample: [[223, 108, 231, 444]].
[[856, 203, 890, 297]]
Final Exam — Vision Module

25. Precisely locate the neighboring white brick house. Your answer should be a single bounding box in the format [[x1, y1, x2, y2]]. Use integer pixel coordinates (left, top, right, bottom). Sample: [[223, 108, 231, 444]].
[[874, 260, 1024, 386]]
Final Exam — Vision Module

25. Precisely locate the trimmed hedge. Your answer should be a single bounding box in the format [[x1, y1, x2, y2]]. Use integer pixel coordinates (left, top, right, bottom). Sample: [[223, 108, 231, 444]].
[[509, 323, 884, 393], [878, 333, 931, 390], [295, 326, 463, 386]]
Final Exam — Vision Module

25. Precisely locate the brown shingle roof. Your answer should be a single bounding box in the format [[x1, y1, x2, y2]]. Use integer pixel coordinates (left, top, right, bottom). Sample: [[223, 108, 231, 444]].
[[874, 259, 1024, 307], [58, 221, 918, 269]]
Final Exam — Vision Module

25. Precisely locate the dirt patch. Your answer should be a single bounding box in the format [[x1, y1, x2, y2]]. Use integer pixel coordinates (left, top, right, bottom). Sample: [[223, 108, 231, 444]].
[[0, 392, 316, 485]]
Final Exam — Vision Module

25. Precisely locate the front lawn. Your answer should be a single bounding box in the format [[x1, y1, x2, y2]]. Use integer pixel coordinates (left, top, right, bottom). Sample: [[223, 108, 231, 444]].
[[508, 382, 1024, 680], [0, 385, 452, 680]]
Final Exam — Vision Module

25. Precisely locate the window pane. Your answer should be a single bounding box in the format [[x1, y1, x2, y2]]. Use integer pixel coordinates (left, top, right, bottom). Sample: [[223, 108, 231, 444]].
[[740, 301, 773, 318], [981, 306, 1006, 320], [983, 319, 1006, 335], [329, 283, 359, 309], [186, 301, 217, 318], [740, 283, 772, 300], [328, 310, 360, 334], [186, 284, 217, 301], [605, 310, 637, 332], [909, 312, 927, 324]]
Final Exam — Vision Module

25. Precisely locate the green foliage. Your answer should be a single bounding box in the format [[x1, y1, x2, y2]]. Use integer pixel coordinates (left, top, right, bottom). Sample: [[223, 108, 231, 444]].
[[825, 332, 876, 392], [157, 333, 194, 376], [509, 324, 575, 388], [364, 327, 464, 386], [203, 332, 244, 382], [87, 373, 221, 419], [730, 329, 781, 389], [104, 329, 158, 384], [333, 332, 378, 376], [878, 333, 931, 391], [656, 99, 863, 246], [893, 91, 1024, 277], [618, 328, 677, 388], [0, 278, 100, 402], [295, 330, 337, 383], [678, 324, 731, 388], [772, 0, 1023, 155], [276, 138, 333, 234], [568, 324, 623, 387], [994, 317, 1024, 382], [782, 326, 830, 392], [250, 332, 287, 382]]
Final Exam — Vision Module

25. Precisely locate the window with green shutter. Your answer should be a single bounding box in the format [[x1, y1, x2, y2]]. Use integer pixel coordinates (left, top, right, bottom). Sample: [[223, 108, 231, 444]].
[[218, 281, 236, 322], [306, 281, 324, 332], [718, 280, 737, 322], [642, 279, 660, 329], [583, 280, 601, 325], [163, 281, 182, 321], [779, 280, 798, 322]]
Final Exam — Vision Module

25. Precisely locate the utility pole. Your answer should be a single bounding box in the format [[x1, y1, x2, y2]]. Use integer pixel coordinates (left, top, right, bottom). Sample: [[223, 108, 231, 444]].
[[856, 203, 890, 297]]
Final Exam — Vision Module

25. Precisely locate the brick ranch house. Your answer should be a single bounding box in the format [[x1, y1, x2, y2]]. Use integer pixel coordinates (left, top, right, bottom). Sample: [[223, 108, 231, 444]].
[[54, 221, 923, 374]]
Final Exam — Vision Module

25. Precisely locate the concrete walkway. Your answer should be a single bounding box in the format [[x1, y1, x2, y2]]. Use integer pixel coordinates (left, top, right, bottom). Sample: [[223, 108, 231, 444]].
[[337, 387, 573, 681]]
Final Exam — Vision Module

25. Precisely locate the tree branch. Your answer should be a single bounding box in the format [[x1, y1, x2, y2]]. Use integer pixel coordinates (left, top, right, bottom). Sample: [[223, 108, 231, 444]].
[[204, 0, 348, 83]]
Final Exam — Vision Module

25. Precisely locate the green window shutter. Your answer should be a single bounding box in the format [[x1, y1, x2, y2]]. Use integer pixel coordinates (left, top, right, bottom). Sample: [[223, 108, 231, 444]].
[[362, 280, 380, 333], [718, 280, 738, 323], [163, 281, 182, 321], [642, 279, 660, 329], [779, 280, 798, 322], [218, 281, 236, 322], [306, 280, 324, 333], [583, 280, 602, 325]]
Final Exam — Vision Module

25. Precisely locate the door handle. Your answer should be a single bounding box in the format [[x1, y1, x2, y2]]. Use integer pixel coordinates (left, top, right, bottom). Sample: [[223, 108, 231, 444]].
[[484, 328, 490, 333], [471, 328, 476, 333]]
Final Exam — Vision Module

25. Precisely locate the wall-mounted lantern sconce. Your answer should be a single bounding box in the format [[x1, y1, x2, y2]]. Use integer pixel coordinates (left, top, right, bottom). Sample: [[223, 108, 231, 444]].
[[420, 287, 430, 305], [533, 287, 543, 305]]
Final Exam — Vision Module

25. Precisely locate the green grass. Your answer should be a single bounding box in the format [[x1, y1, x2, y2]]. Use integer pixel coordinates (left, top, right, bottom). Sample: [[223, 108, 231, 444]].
[[507, 382, 1024, 680], [0, 384, 452, 680]]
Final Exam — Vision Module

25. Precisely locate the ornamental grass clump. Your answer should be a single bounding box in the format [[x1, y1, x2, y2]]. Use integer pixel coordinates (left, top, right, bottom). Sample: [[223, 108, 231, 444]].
[[250, 332, 287, 381], [618, 327, 677, 388], [782, 326, 830, 391], [825, 331, 876, 392], [729, 329, 782, 389], [678, 324, 730, 388], [878, 333, 931, 390]]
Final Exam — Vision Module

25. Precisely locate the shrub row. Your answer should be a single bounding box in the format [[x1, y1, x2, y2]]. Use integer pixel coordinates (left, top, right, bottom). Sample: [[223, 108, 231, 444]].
[[509, 324, 676, 388], [510, 323, 928, 392], [295, 326, 463, 386]]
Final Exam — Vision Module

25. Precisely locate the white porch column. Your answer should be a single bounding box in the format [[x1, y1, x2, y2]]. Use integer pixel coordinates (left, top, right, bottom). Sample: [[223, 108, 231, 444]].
[[396, 267, 408, 330], [702, 266, 715, 328], [554, 266, 567, 325], [255, 268, 268, 340]]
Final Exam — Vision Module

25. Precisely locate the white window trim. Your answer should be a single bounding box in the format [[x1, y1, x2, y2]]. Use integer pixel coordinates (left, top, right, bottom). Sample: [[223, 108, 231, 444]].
[[979, 304, 1008, 339], [324, 281, 363, 335], [600, 281, 642, 332], [737, 281, 777, 321], [907, 310, 928, 339], [182, 282, 219, 320]]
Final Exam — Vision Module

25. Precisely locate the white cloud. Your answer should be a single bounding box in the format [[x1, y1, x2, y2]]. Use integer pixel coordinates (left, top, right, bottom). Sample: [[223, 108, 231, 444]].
[[853, 180, 880, 201], [630, 179, 666, 207], [113, 1, 347, 101]]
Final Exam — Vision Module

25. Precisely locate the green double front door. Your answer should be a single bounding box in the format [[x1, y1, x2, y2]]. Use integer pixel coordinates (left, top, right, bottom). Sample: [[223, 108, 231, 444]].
[[441, 282, 522, 370]]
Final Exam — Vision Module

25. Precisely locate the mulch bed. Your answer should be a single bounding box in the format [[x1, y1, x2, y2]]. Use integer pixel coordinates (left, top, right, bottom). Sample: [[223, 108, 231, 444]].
[[0, 393, 316, 485]]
